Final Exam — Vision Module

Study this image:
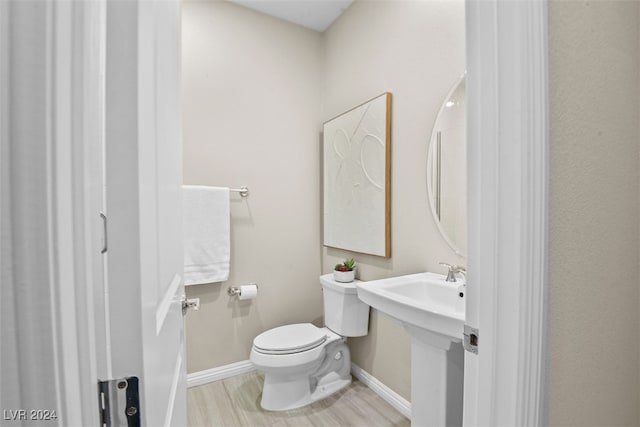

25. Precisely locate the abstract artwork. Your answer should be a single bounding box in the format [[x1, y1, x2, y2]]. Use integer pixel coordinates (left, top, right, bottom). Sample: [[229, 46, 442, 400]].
[[323, 92, 391, 258]]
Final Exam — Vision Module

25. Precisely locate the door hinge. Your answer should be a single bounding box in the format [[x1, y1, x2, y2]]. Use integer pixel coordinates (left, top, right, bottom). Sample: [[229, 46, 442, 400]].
[[463, 325, 479, 354], [97, 376, 140, 427]]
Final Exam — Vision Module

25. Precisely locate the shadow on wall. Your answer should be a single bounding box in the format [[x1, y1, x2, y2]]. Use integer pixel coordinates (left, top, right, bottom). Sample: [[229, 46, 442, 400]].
[[186, 282, 255, 318], [326, 247, 394, 280], [347, 310, 379, 367], [230, 196, 254, 226]]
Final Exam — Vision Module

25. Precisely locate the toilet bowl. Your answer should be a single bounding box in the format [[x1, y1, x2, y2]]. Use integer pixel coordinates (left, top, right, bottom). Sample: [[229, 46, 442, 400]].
[[250, 274, 370, 411]]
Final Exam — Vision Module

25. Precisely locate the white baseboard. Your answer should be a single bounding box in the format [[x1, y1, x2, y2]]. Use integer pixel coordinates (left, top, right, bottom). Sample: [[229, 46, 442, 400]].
[[186, 359, 412, 420], [187, 360, 256, 388], [351, 363, 412, 420]]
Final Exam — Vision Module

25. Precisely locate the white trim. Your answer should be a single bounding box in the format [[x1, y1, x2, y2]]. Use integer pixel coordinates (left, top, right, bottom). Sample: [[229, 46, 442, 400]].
[[514, 4, 549, 424], [156, 273, 183, 335], [51, 3, 83, 424], [164, 351, 183, 427], [1, 2, 105, 425], [350, 364, 411, 420], [464, 0, 549, 425], [186, 360, 256, 388]]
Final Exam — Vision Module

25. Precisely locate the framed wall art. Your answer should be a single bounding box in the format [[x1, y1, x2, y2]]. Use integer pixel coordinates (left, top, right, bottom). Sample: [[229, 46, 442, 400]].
[[323, 92, 391, 258]]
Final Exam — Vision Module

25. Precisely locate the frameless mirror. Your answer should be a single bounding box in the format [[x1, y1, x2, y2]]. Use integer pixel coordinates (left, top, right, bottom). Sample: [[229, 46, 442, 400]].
[[427, 77, 466, 257]]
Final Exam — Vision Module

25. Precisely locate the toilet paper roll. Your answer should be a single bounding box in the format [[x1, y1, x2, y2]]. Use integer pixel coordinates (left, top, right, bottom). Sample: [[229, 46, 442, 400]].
[[238, 284, 258, 301]]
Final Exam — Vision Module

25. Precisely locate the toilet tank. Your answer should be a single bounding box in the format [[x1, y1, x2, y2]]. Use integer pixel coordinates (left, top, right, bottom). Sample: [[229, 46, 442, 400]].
[[320, 274, 370, 337]]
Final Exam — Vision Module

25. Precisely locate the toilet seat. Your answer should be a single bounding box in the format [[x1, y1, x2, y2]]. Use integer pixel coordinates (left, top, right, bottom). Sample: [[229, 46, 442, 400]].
[[253, 323, 327, 355]]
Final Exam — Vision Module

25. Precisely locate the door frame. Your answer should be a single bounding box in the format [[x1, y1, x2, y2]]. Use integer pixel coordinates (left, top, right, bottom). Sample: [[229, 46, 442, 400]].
[[464, 0, 549, 425], [1, 0, 549, 424], [0, 1, 106, 425]]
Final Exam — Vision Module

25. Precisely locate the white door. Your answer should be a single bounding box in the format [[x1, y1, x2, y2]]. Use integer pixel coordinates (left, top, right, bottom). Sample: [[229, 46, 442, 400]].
[[104, 1, 187, 425]]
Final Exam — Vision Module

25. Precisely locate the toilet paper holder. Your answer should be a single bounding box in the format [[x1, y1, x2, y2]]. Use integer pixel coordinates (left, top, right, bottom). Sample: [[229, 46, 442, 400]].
[[228, 283, 258, 297]]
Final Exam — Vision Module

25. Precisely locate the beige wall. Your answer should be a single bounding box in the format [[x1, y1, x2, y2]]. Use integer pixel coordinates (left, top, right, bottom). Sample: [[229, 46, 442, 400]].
[[182, 0, 324, 372], [321, 0, 465, 400], [549, 1, 640, 425]]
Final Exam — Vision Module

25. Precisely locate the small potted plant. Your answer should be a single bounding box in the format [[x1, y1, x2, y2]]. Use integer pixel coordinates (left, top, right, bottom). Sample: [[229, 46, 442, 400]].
[[333, 258, 356, 283]]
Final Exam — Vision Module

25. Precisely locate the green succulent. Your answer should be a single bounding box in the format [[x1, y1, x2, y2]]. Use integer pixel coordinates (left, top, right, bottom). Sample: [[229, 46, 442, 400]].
[[334, 258, 356, 272]]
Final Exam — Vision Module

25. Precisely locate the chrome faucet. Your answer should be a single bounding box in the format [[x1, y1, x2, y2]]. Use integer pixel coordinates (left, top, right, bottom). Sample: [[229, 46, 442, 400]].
[[439, 262, 466, 283]]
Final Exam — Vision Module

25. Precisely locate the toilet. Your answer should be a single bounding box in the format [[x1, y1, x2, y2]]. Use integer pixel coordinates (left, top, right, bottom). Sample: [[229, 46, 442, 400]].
[[250, 274, 370, 411]]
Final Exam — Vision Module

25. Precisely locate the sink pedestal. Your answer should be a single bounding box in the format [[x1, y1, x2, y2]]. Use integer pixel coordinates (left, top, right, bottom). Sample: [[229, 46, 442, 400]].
[[354, 273, 466, 427], [405, 325, 464, 427]]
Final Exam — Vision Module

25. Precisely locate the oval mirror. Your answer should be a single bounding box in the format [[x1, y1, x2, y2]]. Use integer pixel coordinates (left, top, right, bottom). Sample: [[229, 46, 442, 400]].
[[427, 77, 466, 257]]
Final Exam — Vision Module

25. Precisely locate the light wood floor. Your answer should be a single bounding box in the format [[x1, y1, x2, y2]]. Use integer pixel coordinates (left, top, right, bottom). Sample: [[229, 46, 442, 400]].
[[188, 371, 410, 427]]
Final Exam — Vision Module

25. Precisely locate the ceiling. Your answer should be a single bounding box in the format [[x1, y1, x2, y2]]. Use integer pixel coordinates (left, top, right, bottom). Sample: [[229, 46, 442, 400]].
[[227, 0, 353, 32]]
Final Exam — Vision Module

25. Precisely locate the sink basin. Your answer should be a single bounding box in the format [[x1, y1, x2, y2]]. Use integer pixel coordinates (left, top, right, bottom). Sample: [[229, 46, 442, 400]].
[[356, 272, 466, 426], [355, 272, 465, 343]]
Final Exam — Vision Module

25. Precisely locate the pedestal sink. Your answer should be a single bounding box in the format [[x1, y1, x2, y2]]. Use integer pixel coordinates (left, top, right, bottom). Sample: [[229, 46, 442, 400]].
[[356, 272, 465, 427]]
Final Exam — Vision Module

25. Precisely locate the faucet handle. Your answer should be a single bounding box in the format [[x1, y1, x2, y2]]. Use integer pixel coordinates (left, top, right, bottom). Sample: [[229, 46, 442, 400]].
[[439, 262, 466, 282]]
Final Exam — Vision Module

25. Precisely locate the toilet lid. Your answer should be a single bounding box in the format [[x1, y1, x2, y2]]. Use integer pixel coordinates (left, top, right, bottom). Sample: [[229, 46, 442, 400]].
[[253, 323, 327, 354]]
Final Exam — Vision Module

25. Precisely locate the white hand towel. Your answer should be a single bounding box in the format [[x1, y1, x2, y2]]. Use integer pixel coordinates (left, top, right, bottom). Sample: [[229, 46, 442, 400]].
[[183, 185, 230, 285]]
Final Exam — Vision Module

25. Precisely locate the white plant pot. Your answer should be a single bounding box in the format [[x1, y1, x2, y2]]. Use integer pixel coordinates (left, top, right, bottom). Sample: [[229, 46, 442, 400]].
[[333, 269, 355, 283]]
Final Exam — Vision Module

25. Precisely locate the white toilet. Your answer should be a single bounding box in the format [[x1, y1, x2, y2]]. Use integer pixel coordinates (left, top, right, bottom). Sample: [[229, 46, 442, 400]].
[[250, 274, 370, 411]]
